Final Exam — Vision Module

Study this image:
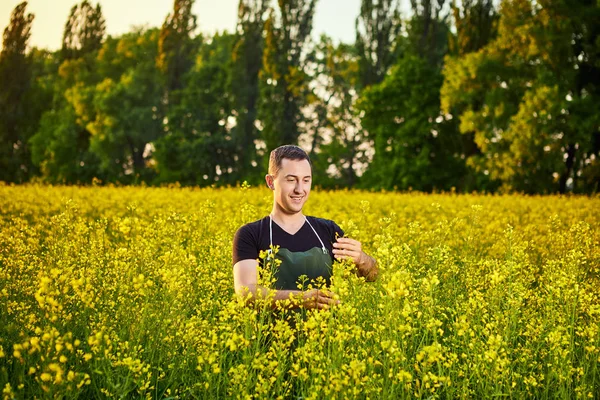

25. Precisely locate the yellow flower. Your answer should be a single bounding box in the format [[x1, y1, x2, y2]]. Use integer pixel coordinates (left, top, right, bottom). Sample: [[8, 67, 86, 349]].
[[3, 383, 15, 398]]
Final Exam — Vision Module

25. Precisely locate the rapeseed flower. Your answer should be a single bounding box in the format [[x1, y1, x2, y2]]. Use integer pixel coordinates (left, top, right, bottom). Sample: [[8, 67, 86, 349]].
[[0, 184, 597, 398]]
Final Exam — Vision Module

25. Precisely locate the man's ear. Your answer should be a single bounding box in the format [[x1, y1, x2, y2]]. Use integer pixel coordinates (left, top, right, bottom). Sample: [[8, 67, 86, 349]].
[[265, 174, 274, 190]]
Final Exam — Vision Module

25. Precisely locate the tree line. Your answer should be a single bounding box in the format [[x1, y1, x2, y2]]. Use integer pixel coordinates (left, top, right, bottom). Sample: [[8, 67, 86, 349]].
[[0, 0, 598, 193]]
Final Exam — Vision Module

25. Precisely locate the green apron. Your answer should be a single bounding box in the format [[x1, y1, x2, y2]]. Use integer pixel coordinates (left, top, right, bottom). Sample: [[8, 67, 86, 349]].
[[266, 216, 333, 291]]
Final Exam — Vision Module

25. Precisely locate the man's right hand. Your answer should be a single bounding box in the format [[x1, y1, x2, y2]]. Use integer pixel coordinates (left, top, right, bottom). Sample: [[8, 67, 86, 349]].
[[301, 289, 340, 310]]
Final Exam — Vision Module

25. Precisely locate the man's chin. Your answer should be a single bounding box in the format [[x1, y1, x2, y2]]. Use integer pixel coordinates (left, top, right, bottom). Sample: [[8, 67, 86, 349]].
[[281, 204, 304, 215]]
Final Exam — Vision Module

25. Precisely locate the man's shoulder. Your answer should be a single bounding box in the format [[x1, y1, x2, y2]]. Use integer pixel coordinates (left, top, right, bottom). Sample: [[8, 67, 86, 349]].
[[307, 216, 341, 231], [306, 216, 344, 241], [235, 216, 269, 236], [307, 215, 335, 225], [233, 217, 269, 265]]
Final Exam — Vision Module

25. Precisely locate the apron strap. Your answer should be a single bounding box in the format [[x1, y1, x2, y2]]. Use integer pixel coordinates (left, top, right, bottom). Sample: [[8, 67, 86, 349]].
[[304, 217, 328, 254]]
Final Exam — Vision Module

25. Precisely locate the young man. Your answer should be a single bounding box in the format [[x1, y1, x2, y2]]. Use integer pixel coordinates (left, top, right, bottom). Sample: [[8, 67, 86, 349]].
[[232, 145, 378, 310]]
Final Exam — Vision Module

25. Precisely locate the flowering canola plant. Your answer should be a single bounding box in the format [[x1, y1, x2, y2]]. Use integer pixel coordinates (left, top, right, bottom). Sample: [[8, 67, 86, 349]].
[[0, 183, 599, 399]]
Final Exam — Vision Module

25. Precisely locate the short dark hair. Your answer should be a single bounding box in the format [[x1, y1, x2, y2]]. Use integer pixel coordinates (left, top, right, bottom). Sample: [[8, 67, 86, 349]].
[[268, 145, 311, 176]]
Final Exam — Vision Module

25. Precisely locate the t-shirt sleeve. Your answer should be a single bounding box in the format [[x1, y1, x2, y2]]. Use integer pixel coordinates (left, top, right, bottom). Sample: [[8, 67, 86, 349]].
[[232, 225, 259, 265]]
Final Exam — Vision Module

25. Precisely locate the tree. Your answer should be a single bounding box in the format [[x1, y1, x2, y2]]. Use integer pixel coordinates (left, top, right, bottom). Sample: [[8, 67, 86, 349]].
[[154, 32, 237, 185], [315, 0, 402, 188], [157, 0, 201, 178], [358, 56, 466, 190], [157, 0, 198, 95], [356, 0, 469, 191], [80, 29, 165, 182], [407, 0, 451, 67], [0, 2, 35, 182], [355, 0, 402, 88], [30, 102, 102, 183], [258, 0, 317, 151], [448, 0, 497, 56], [306, 36, 370, 188], [61, 1, 106, 60], [441, 0, 600, 193], [230, 0, 270, 184], [437, 0, 498, 190], [29, 2, 105, 184]]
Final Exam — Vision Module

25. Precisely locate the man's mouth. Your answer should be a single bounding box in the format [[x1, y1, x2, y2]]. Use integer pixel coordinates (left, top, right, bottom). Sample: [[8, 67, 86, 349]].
[[291, 196, 303, 202]]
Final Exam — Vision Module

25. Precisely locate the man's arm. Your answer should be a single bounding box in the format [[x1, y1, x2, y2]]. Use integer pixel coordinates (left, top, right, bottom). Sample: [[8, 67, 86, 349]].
[[233, 259, 339, 309], [332, 237, 379, 282], [356, 252, 378, 281]]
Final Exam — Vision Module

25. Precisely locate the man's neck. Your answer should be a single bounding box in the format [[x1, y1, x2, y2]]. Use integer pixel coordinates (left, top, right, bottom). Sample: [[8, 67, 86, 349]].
[[270, 207, 304, 228]]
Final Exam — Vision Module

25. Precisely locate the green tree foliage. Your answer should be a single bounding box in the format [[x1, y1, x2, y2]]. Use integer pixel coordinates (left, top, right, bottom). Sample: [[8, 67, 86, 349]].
[[157, 0, 198, 94], [358, 56, 466, 190], [154, 33, 237, 185], [29, 2, 106, 184], [30, 55, 107, 183], [408, 0, 451, 67], [258, 0, 317, 151], [307, 36, 370, 188], [320, 0, 402, 188], [61, 28, 162, 183], [308, 1, 400, 188], [358, 0, 468, 191], [61, 1, 106, 60], [448, 0, 497, 56], [30, 102, 101, 183], [1, 0, 598, 193], [156, 0, 202, 184], [0, 2, 35, 182], [355, 0, 402, 88], [230, 0, 270, 184], [441, 0, 600, 193], [439, 0, 498, 190]]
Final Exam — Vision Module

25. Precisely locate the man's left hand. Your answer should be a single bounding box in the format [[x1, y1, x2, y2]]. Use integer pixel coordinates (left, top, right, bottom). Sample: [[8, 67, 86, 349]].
[[333, 237, 378, 281], [332, 237, 366, 265]]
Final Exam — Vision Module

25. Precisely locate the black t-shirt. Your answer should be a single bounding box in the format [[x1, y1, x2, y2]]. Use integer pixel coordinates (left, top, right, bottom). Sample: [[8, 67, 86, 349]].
[[232, 216, 344, 265]]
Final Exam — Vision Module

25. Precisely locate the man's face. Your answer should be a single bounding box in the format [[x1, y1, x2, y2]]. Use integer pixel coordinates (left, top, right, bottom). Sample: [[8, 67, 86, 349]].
[[271, 158, 312, 215]]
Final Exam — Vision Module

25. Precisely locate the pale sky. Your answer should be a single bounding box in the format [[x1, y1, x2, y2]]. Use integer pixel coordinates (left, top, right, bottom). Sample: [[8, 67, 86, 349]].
[[0, 0, 377, 51]]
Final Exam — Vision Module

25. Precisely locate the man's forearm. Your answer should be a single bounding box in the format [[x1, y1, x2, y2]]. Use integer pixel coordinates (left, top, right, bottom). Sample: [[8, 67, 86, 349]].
[[236, 284, 303, 309], [357, 253, 378, 281]]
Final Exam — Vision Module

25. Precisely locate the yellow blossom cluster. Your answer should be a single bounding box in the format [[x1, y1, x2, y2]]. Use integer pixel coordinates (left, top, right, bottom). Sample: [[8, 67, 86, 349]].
[[0, 183, 598, 399]]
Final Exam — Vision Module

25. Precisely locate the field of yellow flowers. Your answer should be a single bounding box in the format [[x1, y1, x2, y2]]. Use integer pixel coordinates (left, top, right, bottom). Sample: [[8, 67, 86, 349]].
[[1, 183, 599, 399]]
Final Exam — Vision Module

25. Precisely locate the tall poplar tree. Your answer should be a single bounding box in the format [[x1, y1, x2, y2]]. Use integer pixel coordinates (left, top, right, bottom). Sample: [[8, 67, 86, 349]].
[[0, 2, 35, 182], [154, 32, 237, 185], [313, 0, 401, 188], [157, 0, 198, 95], [355, 0, 402, 88], [258, 0, 317, 150], [448, 0, 497, 56], [438, 0, 498, 190], [407, 0, 450, 67], [61, 0, 106, 60], [308, 37, 369, 188], [30, 1, 105, 183], [230, 0, 269, 183]]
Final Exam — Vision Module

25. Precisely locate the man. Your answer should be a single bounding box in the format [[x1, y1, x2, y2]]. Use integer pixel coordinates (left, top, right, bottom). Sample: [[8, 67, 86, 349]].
[[232, 145, 378, 310]]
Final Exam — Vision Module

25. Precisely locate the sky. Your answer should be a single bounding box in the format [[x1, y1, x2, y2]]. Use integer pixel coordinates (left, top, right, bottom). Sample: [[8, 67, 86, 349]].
[[0, 0, 374, 51]]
